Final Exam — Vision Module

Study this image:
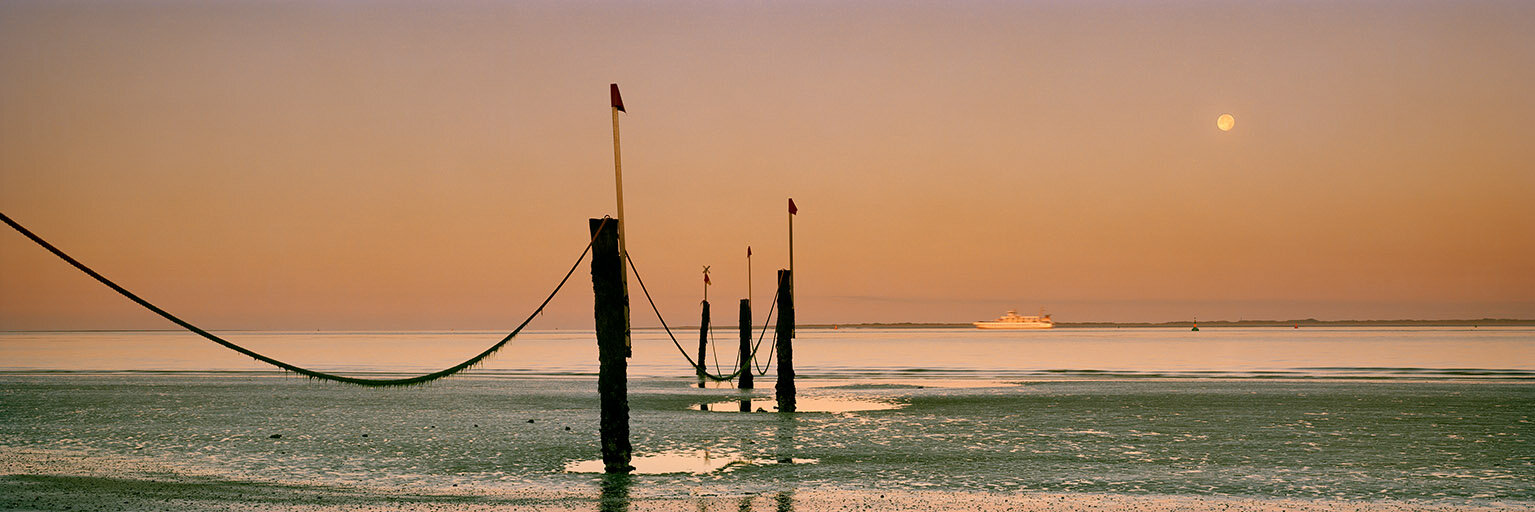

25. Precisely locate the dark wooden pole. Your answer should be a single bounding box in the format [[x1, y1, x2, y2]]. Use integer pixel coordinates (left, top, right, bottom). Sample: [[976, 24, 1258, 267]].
[[738, 299, 753, 389], [696, 300, 710, 387], [590, 218, 632, 473], [774, 269, 795, 412]]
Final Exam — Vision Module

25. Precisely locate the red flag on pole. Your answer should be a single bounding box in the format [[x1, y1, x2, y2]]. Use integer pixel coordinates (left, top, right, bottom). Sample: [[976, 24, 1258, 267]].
[[788, 198, 798, 215], [610, 84, 625, 112], [704, 274, 711, 285], [747, 246, 752, 257]]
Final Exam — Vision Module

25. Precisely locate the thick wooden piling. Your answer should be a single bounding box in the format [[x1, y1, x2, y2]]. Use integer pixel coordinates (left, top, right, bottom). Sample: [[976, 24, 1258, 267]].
[[738, 299, 753, 389], [697, 300, 710, 387], [774, 270, 795, 412], [590, 218, 632, 473]]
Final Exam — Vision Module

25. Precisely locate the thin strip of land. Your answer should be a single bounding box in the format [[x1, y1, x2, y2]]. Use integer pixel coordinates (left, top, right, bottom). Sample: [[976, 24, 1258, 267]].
[[805, 318, 1535, 329], [6, 319, 1532, 333]]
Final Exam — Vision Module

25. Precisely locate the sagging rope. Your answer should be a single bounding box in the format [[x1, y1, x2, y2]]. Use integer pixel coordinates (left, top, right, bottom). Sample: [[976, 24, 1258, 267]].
[[704, 287, 779, 377], [626, 252, 786, 382], [750, 278, 781, 376], [706, 316, 730, 377], [0, 211, 607, 387], [703, 278, 780, 377]]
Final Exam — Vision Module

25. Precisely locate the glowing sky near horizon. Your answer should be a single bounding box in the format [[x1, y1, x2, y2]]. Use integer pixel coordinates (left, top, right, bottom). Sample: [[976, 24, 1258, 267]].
[[2, 1, 1532, 330]]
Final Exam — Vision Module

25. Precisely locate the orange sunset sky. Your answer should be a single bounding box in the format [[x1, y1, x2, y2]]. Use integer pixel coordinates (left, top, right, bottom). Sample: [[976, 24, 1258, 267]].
[[2, 1, 1532, 330]]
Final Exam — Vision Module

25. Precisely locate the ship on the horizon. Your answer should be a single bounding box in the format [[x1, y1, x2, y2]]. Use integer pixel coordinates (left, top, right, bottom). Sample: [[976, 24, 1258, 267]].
[[973, 310, 1054, 329]]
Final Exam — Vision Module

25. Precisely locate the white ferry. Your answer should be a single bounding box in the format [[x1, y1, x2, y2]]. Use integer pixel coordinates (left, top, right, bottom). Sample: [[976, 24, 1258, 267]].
[[973, 310, 1054, 329]]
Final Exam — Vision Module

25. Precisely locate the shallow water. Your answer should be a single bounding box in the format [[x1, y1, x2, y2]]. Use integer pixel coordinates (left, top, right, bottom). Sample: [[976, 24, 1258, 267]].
[[699, 397, 900, 413], [1, 327, 1531, 506], [2, 374, 1531, 502], [2, 326, 1531, 379]]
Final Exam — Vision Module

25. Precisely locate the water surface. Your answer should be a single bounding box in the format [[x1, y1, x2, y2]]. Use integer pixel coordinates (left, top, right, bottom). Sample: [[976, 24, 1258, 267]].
[[1, 327, 1530, 506]]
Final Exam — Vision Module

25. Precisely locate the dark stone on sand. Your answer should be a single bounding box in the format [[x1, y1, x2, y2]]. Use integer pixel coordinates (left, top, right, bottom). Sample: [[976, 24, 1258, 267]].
[[268, 434, 281, 439], [527, 419, 535, 423], [361, 434, 367, 437]]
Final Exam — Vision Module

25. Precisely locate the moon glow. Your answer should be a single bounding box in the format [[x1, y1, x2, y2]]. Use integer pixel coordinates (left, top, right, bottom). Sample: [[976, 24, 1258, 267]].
[[1217, 113, 1236, 131]]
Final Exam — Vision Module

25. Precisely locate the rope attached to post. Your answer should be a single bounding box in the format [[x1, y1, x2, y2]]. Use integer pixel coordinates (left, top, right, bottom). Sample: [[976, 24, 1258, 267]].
[[751, 276, 782, 375], [0, 212, 608, 387], [625, 253, 781, 382]]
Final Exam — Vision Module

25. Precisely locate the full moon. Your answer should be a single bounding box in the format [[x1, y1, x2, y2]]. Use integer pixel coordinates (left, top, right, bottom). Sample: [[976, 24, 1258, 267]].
[[1216, 113, 1236, 131]]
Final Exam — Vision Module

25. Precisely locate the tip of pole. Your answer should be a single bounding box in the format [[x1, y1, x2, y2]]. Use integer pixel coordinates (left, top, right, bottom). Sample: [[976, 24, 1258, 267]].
[[610, 84, 625, 112]]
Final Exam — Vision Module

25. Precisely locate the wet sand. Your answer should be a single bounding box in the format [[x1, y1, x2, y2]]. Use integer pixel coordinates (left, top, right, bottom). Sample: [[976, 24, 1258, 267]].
[[5, 447, 1529, 512], [3, 329, 1531, 511], [4, 372, 1532, 512]]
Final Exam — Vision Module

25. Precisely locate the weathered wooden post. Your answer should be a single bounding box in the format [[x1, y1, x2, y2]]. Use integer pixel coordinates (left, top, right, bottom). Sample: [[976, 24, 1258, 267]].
[[738, 299, 753, 389], [590, 218, 632, 473], [696, 300, 710, 387], [774, 269, 795, 412]]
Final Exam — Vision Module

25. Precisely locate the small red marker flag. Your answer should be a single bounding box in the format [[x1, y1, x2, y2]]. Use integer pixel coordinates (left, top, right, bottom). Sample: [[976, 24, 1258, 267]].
[[704, 274, 711, 285], [610, 84, 625, 112], [747, 246, 752, 257], [788, 198, 798, 215]]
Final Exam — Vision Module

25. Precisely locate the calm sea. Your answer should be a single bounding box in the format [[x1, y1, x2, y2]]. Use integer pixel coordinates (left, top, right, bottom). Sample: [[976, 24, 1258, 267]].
[[2, 326, 1532, 379]]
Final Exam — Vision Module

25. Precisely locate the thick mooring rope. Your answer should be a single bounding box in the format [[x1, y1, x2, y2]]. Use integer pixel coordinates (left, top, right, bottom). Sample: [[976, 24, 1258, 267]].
[[0, 211, 607, 387]]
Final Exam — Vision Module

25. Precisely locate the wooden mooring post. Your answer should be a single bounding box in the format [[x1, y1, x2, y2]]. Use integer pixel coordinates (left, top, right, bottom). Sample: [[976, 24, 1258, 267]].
[[775, 269, 795, 412], [738, 299, 753, 390], [696, 300, 710, 387], [590, 218, 632, 473]]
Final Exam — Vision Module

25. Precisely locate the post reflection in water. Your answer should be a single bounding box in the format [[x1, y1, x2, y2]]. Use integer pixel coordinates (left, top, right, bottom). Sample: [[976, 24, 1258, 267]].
[[599, 473, 631, 512], [599, 401, 799, 511], [773, 411, 796, 512], [775, 491, 794, 512], [775, 412, 798, 463]]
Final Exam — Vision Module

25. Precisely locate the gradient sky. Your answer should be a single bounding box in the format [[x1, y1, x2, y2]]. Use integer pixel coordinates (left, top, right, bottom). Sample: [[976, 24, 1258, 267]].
[[2, 0, 1533, 330]]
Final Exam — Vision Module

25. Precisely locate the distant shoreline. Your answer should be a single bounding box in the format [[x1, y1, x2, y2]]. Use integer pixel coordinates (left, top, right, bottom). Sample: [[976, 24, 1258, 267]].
[[4, 318, 1533, 333], [812, 318, 1535, 329]]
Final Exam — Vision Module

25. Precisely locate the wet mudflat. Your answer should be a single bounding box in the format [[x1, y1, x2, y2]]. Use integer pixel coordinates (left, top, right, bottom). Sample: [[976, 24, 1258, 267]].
[[1, 373, 1530, 511]]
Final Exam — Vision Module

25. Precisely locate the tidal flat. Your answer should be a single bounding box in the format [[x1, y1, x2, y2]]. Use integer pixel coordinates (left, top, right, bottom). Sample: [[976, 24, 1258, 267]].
[[2, 373, 1530, 511]]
